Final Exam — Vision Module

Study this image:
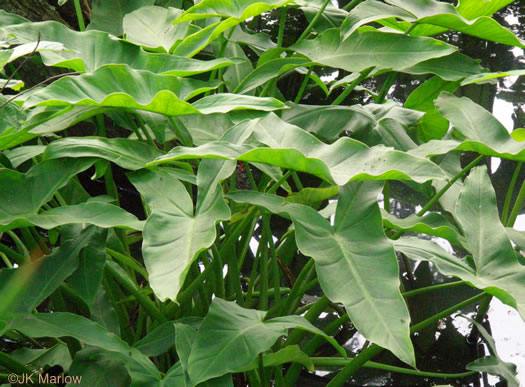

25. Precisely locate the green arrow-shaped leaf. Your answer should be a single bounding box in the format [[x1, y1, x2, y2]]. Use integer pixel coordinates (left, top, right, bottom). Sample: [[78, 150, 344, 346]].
[[128, 166, 231, 301], [292, 29, 456, 74], [228, 182, 415, 367], [187, 298, 344, 384], [0, 20, 240, 74], [395, 167, 525, 320]]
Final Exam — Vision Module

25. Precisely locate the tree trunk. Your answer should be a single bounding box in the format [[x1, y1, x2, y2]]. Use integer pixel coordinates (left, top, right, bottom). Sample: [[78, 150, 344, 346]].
[[0, 0, 92, 28], [0, 0, 69, 25]]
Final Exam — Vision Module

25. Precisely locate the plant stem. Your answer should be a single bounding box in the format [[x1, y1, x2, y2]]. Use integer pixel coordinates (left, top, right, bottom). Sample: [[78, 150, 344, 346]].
[[134, 114, 156, 146], [294, 67, 313, 104], [227, 287, 291, 300], [106, 248, 148, 279], [193, 261, 211, 314], [73, 0, 86, 31], [237, 218, 258, 270], [375, 71, 397, 104], [6, 231, 30, 261], [176, 248, 224, 307], [279, 258, 314, 316], [211, 246, 226, 299], [327, 345, 384, 387], [102, 273, 133, 343], [133, 306, 146, 344], [331, 67, 373, 106], [277, 7, 287, 48], [285, 314, 350, 384], [501, 162, 522, 224], [327, 292, 485, 386], [168, 116, 193, 147], [229, 172, 237, 192], [243, 162, 258, 189], [116, 290, 154, 305], [19, 227, 39, 254], [223, 239, 245, 305], [275, 365, 285, 386], [0, 243, 25, 265], [417, 155, 483, 216], [467, 294, 492, 344], [296, 0, 331, 44], [220, 208, 256, 254], [247, 237, 264, 307], [285, 280, 468, 384], [208, 28, 235, 83], [266, 170, 292, 194], [105, 264, 167, 324], [263, 214, 281, 303], [259, 237, 269, 310], [0, 251, 12, 268], [402, 280, 466, 298], [258, 353, 266, 386], [131, 123, 146, 141], [374, 23, 416, 103], [312, 358, 477, 378], [287, 265, 317, 315], [127, 232, 142, 246], [286, 296, 330, 345], [259, 80, 275, 97], [404, 22, 418, 35], [391, 155, 484, 240], [54, 192, 68, 207], [297, 277, 319, 296], [506, 177, 525, 227], [343, 0, 364, 11], [29, 227, 49, 255], [409, 292, 485, 334], [0, 351, 33, 374], [247, 369, 262, 387], [291, 171, 304, 191], [383, 181, 390, 213]]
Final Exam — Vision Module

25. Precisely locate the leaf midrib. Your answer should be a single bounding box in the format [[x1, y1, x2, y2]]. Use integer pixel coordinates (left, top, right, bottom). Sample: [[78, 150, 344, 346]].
[[189, 318, 270, 382], [331, 233, 396, 341]]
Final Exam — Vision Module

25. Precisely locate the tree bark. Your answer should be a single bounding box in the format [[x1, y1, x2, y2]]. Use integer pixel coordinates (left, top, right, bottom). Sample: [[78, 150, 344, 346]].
[[0, 0, 69, 25]]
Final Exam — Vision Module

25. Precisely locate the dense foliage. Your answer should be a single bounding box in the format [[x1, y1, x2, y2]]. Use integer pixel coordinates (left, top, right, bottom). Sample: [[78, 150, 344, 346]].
[[0, 0, 524, 385]]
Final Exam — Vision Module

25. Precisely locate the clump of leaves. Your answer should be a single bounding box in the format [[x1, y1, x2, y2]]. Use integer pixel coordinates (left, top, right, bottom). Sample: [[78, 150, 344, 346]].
[[0, 0, 524, 386]]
